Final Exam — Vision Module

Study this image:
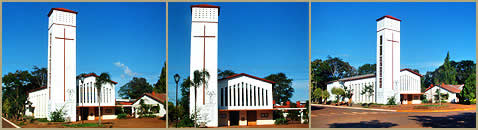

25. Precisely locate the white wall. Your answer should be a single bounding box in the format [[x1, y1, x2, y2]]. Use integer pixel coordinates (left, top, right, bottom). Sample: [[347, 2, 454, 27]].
[[48, 9, 77, 122], [189, 6, 219, 127], [400, 70, 421, 94], [26, 88, 49, 118], [218, 75, 274, 110], [376, 16, 401, 104], [425, 86, 459, 103], [77, 76, 116, 107], [132, 95, 166, 118], [326, 76, 376, 104]]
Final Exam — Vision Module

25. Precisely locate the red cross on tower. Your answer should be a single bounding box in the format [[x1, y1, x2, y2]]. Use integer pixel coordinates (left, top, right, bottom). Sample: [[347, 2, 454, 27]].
[[55, 28, 74, 101], [193, 25, 216, 105], [387, 32, 399, 90]]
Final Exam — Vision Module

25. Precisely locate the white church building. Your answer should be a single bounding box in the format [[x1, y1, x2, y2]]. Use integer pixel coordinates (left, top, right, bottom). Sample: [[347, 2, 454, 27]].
[[327, 15, 424, 105], [188, 4, 305, 127], [25, 8, 166, 122]]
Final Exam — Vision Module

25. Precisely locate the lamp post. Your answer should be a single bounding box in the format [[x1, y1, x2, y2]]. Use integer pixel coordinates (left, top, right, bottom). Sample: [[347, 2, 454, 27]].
[[174, 74, 181, 128]]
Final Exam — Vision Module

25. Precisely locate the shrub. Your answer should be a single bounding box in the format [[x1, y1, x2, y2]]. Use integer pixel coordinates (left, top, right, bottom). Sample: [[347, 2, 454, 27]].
[[140, 114, 157, 118], [117, 113, 127, 119], [274, 117, 288, 125], [177, 116, 195, 127], [49, 107, 66, 122], [471, 99, 476, 104], [37, 118, 49, 122], [387, 96, 396, 105], [421, 98, 429, 103]]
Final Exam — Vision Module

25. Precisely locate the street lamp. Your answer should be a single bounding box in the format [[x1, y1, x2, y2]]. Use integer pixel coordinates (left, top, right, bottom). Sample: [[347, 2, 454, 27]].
[[174, 74, 181, 128]]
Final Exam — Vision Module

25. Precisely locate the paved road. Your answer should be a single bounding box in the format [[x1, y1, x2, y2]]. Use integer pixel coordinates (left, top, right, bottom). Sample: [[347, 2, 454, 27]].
[[2, 118, 18, 128], [311, 105, 476, 128]]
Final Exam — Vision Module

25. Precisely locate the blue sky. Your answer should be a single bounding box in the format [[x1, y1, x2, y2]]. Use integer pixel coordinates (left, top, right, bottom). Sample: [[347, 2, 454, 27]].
[[312, 2, 476, 74], [3, 2, 166, 98], [168, 2, 309, 104]]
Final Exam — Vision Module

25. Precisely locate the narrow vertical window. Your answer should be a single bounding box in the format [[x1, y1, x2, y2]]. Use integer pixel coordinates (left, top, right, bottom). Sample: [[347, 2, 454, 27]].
[[266, 90, 268, 106], [254, 86, 257, 106], [242, 82, 244, 106], [379, 35, 383, 88], [233, 84, 236, 106], [221, 88, 224, 106], [245, 84, 248, 106], [225, 87, 229, 106]]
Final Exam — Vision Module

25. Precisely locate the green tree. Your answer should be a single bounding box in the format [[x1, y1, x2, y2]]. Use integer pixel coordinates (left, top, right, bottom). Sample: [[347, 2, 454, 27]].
[[264, 73, 294, 103], [434, 52, 457, 85], [119, 77, 153, 99], [460, 72, 476, 103], [153, 62, 167, 94], [191, 69, 209, 127], [331, 87, 345, 103], [361, 84, 374, 104], [357, 64, 376, 75], [2, 70, 33, 120], [218, 69, 236, 79], [94, 72, 112, 125]]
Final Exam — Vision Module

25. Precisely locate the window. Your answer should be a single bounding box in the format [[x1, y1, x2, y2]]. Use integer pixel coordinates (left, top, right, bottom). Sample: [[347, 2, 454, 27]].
[[242, 82, 244, 106], [221, 88, 224, 106], [233, 84, 236, 106], [266, 90, 268, 106], [379, 35, 383, 88], [262, 88, 265, 106], [245, 84, 248, 106], [254, 86, 257, 106], [261, 113, 268, 118], [225, 87, 229, 106]]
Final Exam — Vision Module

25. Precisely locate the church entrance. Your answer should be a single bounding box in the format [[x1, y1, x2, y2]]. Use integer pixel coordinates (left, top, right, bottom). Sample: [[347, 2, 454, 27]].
[[80, 107, 88, 120], [407, 95, 413, 104], [229, 111, 240, 126], [247, 111, 257, 126]]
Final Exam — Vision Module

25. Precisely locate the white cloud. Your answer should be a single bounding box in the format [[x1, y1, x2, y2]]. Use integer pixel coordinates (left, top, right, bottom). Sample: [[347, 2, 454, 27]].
[[114, 61, 138, 77]]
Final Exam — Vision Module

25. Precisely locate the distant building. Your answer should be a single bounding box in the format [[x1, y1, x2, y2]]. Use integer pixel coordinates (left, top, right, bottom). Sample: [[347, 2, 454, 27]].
[[424, 84, 464, 103]]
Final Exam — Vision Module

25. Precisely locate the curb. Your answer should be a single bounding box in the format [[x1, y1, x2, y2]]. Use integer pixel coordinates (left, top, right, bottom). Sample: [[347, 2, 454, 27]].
[[312, 104, 397, 112], [2, 117, 21, 128], [397, 108, 476, 112]]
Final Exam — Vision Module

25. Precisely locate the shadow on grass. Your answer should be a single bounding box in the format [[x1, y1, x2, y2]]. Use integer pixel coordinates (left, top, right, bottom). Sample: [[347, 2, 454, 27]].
[[409, 112, 476, 128], [328, 120, 398, 128]]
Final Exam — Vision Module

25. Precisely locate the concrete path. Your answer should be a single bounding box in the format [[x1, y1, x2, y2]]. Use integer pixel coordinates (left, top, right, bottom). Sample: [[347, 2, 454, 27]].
[[2, 117, 20, 128]]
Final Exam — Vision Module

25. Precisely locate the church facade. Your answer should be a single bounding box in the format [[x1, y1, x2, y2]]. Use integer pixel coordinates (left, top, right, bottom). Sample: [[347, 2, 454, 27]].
[[327, 15, 423, 105], [187, 4, 305, 127], [25, 8, 167, 122]]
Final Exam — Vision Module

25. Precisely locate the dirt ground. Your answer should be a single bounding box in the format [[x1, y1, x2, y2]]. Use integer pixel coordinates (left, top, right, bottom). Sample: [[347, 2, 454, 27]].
[[311, 105, 476, 128], [16, 118, 166, 128], [338, 103, 476, 111], [168, 123, 308, 128]]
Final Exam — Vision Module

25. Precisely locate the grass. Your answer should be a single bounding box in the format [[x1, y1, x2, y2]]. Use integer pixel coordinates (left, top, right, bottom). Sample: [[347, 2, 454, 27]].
[[36, 118, 49, 122], [63, 123, 104, 128], [416, 104, 448, 107]]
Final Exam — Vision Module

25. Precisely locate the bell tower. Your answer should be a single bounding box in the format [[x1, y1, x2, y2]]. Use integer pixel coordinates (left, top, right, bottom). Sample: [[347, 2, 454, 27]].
[[376, 15, 401, 104], [189, 4, 219, 127], [47, 8, 77, 122]]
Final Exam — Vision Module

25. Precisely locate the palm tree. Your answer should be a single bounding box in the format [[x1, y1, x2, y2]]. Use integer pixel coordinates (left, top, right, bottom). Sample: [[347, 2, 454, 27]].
[[95, 72, 112, 125], [190, 69, 209, 128]]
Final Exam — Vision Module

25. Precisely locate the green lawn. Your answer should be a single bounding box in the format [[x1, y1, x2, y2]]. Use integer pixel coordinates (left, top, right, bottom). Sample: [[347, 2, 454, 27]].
[[63, 123, 104, 128]]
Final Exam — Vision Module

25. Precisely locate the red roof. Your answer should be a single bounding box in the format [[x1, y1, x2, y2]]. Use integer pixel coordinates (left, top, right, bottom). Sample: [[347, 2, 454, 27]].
[[48, 8, 78, 17], [376, 15, 401, 22], [133, 92, 166, 104], [424, 84, 464, 93], [79, 73, 118, 84], [118, 102, 133, 105], [27, 86, 47, 94], [191, 4, 220, 16], [400, 68, 423, 77], [219, 73, 276, 84]]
